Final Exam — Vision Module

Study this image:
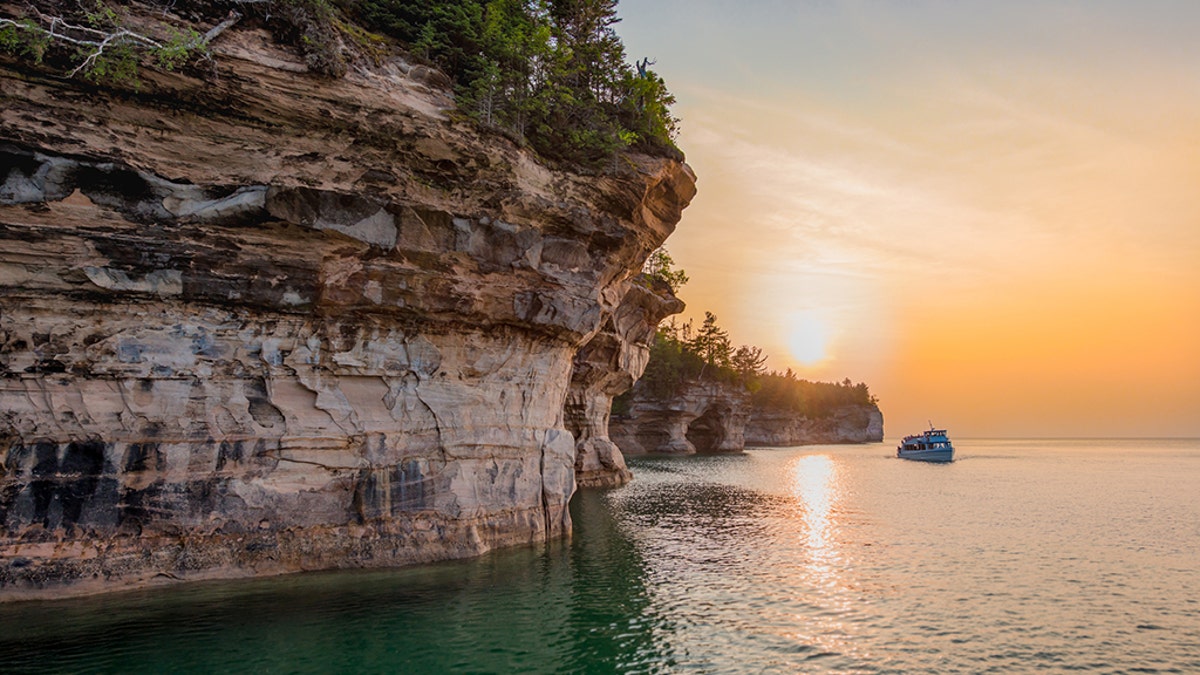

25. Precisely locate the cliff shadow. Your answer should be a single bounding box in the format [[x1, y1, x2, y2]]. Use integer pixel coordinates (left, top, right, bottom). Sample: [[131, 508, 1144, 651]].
[[686, 406, 726, 453]]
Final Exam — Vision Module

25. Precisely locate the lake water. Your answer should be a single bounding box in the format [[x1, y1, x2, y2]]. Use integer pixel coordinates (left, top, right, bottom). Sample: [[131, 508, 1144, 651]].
[[2, 439, 1198, 673]]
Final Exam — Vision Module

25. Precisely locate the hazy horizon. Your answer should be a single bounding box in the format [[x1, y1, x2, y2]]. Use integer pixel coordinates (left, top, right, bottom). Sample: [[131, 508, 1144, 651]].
[[618, 0, 1200, 439]]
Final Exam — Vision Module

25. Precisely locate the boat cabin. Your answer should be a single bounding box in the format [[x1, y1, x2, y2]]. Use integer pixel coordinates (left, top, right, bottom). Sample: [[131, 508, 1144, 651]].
[[899, 429, 951, 451]]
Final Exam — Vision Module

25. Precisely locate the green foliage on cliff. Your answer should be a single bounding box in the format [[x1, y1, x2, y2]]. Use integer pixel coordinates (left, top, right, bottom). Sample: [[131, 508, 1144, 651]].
[[2, 1, 679, 167], [340, 0, 680, 165], [641, 247, 688, 294], [0, 18, 49, 63], [638, 325, 706, 400], [0, 1, 209, 86], [752, 372, 877, 418], [268, 0, 350, 77], [628, 312, 878, 419], [636, 313, 759, 400]]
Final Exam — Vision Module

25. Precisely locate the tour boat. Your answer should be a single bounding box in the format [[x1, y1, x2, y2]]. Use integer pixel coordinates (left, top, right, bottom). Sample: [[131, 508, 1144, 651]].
[[897, 425, 954, 462]]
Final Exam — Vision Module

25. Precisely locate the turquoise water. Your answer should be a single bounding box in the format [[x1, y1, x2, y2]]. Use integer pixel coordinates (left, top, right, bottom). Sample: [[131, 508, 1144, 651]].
[[2, 439, 1199, 673]]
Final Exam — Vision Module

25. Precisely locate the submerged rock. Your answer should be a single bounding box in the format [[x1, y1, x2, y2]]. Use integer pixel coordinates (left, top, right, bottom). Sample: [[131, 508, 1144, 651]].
[[0, 19, 695, 598]]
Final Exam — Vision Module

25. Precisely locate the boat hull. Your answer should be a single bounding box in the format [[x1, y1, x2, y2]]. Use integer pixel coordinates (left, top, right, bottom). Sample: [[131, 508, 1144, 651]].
[[897, 447, 954, 462]]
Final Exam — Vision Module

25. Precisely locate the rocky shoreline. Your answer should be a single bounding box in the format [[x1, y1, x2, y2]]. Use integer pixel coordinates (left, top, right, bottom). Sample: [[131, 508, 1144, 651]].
[[0, 16, 693, 599], [611, 380, 883, 456], [745, 404, 885, 447]]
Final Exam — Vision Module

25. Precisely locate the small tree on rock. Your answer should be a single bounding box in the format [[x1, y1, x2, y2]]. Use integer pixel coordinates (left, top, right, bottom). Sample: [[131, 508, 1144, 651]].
[[642, 246, 688, 294]]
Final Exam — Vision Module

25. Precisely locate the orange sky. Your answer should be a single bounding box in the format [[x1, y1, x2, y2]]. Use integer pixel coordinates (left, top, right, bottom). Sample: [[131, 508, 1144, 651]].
[[619, 1, 1200, 437]]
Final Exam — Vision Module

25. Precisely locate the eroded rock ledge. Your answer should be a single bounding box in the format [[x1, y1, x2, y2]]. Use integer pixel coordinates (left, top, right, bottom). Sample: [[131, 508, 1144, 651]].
[[612, 380, 751, 456], [566, 276, 683, 488], [0, 24, 695, 598], [745, 405, 885, 446], [611, 383, 883, 455]]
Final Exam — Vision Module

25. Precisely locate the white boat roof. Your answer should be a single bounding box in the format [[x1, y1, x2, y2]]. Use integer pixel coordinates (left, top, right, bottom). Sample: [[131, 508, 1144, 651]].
[[901, 429, 950, 441]]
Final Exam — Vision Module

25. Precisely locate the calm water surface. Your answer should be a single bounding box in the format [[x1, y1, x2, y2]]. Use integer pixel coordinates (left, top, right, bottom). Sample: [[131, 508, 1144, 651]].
[[2, 439, 1198, 673]]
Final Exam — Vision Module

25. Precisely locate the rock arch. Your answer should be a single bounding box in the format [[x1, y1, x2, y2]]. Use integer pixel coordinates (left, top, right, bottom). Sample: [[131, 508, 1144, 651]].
[[686, 404, 729, 453], [611, 380, 750, 456]]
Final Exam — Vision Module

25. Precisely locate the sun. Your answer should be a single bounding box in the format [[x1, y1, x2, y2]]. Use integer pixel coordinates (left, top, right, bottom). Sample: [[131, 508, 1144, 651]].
[[788, 312, 833, 366]]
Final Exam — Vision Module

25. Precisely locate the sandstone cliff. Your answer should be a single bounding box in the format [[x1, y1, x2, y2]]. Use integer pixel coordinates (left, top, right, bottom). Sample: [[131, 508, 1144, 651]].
[[744, 405, 884, 446], [611, 379, 750, 455], [612, 382, 883, 455], [0, 14, 694, 598], [565, 277, 683, 487]]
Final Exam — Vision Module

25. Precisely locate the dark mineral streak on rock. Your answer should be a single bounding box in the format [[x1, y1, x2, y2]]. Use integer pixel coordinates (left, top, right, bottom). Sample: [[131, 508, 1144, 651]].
[[0, 7, 695, 600]]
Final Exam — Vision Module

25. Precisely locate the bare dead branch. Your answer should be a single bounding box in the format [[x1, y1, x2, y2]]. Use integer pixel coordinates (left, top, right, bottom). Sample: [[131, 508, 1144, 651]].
[[199, 10, 241, 47], [1, 6, 243, 79]]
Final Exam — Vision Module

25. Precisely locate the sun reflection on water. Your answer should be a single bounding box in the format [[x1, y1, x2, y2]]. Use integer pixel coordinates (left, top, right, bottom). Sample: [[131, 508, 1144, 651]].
[[786, 453, 867, 661], [792, 453, 839, 566]]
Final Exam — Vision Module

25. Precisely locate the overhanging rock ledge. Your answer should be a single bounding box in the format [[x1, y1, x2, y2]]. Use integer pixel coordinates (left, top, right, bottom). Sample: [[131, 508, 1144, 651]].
[[0, 21, 695, 598]]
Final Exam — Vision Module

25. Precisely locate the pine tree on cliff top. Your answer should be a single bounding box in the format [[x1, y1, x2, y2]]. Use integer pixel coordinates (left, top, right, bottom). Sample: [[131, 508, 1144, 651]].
[[1, 0, 678, 166], [348, 0, 680, 165]]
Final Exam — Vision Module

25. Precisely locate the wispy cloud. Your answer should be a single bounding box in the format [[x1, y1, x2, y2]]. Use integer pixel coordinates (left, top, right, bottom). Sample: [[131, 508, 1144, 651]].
[[621, 0, 1200, 435]]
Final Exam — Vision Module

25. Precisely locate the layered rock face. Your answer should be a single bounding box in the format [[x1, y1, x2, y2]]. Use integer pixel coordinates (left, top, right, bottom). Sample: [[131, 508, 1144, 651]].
[[0, 23, 694, 597], [611, 380, 750, 456], [744, 405, 884, 446], [564, 277, 683, 488], [611, 381, 884, 455]]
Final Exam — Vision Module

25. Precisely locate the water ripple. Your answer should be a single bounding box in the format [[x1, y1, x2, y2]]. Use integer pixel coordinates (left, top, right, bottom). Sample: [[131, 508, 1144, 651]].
[[2, 441, 1199, 672]]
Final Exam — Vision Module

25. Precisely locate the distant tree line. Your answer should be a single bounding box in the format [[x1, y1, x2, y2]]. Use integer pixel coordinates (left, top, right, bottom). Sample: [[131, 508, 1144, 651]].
[[751, 371, 877, 418], [615, 251, 879, 419], [621, 311, 876, 419], [633, 313, 768, 400], [613, 248, 877, 418]]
